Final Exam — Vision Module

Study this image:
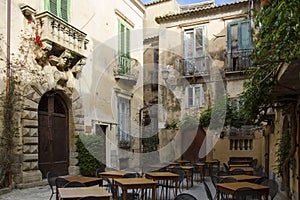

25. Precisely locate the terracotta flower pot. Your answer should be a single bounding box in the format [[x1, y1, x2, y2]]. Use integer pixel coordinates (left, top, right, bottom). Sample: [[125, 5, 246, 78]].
[[261, 0, 268, 7]]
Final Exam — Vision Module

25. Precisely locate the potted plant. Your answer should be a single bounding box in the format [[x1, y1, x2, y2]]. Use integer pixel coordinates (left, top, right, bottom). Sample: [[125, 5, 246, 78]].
[[119, 138, 130, 149]]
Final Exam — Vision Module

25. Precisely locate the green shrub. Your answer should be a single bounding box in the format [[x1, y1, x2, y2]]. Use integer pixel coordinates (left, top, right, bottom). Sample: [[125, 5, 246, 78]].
[[76, 134, 105, 177]]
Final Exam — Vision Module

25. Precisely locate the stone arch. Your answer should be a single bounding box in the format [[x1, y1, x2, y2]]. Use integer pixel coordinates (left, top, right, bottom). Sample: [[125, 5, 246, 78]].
[[19, 81, 84, 184]]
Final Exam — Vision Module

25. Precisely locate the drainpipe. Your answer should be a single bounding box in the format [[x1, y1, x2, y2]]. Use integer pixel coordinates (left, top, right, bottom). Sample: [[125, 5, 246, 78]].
[[6, 0, 12, 188]]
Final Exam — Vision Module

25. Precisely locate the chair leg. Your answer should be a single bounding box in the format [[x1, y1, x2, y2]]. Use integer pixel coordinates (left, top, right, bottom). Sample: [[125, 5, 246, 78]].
[[49, 192, 53, 200]]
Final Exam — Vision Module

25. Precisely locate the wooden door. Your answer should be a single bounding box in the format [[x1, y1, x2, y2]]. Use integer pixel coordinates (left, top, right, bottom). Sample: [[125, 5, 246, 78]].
[[38, 91, 69, 178], [181, 127, 206, 163]]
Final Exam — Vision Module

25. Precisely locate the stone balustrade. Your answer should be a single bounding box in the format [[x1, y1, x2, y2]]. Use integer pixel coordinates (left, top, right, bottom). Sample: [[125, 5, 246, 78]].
[[35, 11, 89, 57]]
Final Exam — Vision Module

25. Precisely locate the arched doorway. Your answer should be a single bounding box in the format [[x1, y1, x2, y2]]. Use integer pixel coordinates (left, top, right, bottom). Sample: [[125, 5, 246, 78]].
[[181, 127, 206, 163], [38, 91, 69, 178]]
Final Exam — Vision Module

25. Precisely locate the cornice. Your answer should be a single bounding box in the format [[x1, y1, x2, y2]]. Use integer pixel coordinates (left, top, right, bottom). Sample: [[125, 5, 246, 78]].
[[155, 0, 250, 24]]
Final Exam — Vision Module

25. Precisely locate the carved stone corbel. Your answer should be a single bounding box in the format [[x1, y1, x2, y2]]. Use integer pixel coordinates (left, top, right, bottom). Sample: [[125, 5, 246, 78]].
[[71, 58, 86, 79], [49, 49, 72, 71]]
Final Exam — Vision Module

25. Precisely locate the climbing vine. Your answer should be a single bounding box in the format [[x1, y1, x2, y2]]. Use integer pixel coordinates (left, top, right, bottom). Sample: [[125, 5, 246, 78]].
[[240, 0, 300, 123], [240, 1, 300, 199]]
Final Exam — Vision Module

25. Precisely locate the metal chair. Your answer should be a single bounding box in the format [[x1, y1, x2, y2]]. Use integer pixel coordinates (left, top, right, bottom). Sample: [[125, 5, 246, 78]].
[[46, 171, 58, 200], [174, 193, 198, 200], [119, 173, 141, 200], [55, 177, 69, 200], [233, 187, 261, 200], [220, 177, 237, 199], [220, 177, 237, 183], [223, 163, 230, 175], [160, 168, 185, 199], [95, 168, 105, 178], [78, 197, 103, 200], [104, 178, 119, 200], [254, 176, 268, 184], [211, 175, 221, 188], [216, 170, 227, 176], [260, 179, 278, 200], [63, 181, 86, 187], [203, 181, 213, 200], [230, 168, 246, 175]]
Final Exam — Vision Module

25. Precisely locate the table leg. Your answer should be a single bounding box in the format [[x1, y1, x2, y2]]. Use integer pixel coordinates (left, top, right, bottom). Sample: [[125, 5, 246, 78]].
[[122, 188, 127, 200], [191, 169, 194, 187], [216, 189, 220, 200], [152, 186, 156, 200], [186, 171, 189, 190], [200, 166, 205, 182], [175, 179, 178, 197]]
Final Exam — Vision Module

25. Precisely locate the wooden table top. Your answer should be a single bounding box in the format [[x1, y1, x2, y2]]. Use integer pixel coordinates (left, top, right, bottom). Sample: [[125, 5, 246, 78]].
[[229, 164, 251, 167], [220, 175, 260, 181], [206, 160, 220, 164], [145, 172, 179, 178], [64, 176, 102, 186], [175, 160, 191, 164], [229, 166, 254, 171], [58, 187, 111, 199], [114, 178, 156, 187], [169, 166, 194, 170], [194, 163, 205, 166], [99, 170, 128, 176], [216, 182, 269, 192]]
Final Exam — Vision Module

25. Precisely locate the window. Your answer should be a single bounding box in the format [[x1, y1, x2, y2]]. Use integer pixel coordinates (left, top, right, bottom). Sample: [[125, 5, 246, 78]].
[[118, 20, 131, 75], [183, 26, 207, 74], [45, 0, 70, 22], [185, 84, 205, 107], [227, 19, 252, 71], [118, 97, 131, 143]]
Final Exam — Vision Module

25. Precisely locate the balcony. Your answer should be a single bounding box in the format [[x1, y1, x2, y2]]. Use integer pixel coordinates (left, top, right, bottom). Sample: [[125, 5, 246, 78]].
[[176, 57, 209, 77], [228, 125, 255, 138], [35, 11, 89, 58], [225, 50, 252, 72], [114, 56, 139, 87]]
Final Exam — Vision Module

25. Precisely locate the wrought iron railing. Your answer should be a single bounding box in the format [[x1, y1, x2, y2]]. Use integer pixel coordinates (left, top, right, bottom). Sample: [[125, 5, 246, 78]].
[[226, 50, 252, 72], [228, 125, 255, 137], [179, 56, 209, 76], [117, 56, 133, 76]]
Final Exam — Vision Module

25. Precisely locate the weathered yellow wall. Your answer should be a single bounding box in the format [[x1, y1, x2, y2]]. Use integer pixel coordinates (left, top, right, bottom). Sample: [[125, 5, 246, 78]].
[[213, 130, 265, 167]]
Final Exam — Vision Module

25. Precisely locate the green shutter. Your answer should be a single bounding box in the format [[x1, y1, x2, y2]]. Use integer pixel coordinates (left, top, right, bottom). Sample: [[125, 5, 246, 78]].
[[126, 27, 130, 57], [60, 0, 69, 21], [47, 0, 57, 15], [45, 0, 69, 22], [239, 20, 252, 50], [227, 22, 232, 53]]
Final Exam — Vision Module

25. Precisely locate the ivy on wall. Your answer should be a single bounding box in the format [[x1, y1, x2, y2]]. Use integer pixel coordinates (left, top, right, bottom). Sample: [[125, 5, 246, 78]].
[[76, 134, 105, 177]]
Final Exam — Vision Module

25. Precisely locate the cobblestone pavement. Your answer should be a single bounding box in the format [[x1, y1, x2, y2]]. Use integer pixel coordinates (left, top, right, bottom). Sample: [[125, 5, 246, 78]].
[[0, 177, 285, 200], [0, 185, 50, 200]]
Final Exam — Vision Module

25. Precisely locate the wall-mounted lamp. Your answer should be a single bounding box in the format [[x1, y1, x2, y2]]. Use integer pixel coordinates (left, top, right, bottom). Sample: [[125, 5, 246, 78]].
[[161, 67, 170, 82]]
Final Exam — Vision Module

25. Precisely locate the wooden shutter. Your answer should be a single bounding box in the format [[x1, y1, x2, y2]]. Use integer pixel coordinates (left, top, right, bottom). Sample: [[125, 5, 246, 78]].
[[49, 0, 58, 16], [239, 20, 252, 50], [61, 0, 69, 22]]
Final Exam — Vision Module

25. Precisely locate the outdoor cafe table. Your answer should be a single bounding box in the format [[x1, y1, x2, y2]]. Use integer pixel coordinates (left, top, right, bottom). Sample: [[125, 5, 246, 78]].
[[216, 182, 269, 200], [114, 177, 157, 200], [169, 165, 194, 190], [144, 171, 179, 199], [194, 162, 205, 182], [98, 170, 129, 179], [205, 160, 220, 176], [175, 159, 191, 166], [58, 187, 111, 199], [229, 166, 254, 175], [219, 175, 261, 182], [64, 176, 103, 187]]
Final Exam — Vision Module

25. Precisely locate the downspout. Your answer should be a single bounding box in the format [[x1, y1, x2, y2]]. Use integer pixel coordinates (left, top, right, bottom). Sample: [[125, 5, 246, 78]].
[[6, 0, 12, 188]]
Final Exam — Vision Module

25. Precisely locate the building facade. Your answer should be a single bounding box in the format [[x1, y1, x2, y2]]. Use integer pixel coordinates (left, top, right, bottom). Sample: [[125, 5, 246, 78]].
[[144, 0, 267, 169], [0, 0, 144, 187]]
